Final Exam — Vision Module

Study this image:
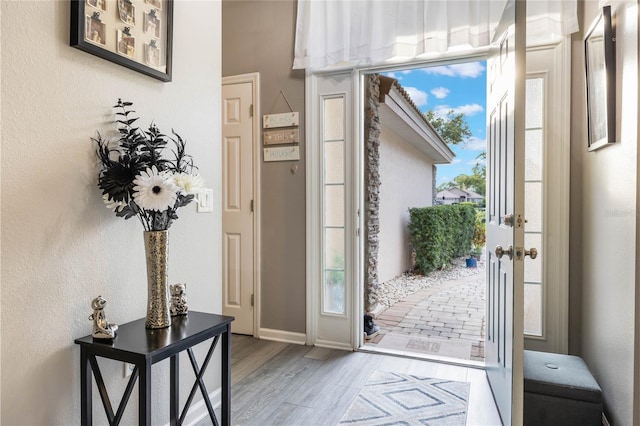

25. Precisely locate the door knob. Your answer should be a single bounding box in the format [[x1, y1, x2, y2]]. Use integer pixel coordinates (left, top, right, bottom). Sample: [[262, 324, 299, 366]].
[[525, 248, 538, 259], [503, 214, 514, 227], [495, 245, 513, 260]]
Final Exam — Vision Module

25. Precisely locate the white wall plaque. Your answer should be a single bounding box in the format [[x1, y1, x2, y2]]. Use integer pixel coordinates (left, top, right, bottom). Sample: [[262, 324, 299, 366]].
[[264, 146, 300, 162], [263, 112, 299, 129], [263, 128, 300, 145]]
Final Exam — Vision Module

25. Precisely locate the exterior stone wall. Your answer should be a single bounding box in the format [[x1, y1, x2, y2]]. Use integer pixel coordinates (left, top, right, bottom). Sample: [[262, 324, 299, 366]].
[[365, 74, 381, 312]]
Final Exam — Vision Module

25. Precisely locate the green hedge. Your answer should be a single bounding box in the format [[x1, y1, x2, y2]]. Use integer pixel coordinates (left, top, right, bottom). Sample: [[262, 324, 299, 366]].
[[408, 204, 476, 273]]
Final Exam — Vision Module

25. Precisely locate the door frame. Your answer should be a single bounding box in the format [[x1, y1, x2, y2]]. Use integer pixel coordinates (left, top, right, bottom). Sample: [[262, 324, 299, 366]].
[[354, 55, 490, 351], [221, 72, 262, 337], [305, 54, 491, 350]]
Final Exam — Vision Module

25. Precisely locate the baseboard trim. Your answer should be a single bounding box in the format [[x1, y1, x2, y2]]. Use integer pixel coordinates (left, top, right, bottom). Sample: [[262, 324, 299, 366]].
[[313, 339, 353, 351], [163, 387, 220, 426], [258, 328, 306, 345]]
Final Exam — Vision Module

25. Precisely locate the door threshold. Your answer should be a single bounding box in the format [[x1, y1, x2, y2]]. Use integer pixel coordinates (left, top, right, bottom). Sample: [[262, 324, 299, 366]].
[[359, 343, 486, 370]]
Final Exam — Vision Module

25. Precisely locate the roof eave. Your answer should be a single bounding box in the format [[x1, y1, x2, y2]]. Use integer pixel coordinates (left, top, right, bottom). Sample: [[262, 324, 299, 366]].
[[380, 84, 456, 164]]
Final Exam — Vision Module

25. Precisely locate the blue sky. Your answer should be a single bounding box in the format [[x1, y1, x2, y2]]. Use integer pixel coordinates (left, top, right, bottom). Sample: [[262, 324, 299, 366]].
[[383, 61, 487, 187]]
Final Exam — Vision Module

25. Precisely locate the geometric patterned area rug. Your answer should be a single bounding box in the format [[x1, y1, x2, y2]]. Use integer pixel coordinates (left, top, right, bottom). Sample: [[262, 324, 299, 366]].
[[339, 370, 470, 425]]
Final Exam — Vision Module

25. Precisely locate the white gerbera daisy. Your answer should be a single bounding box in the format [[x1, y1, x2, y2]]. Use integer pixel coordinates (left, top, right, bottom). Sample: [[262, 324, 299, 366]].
[[173, 173, 205, 195], [133, 166, 179, 211], [102, 194, 127, 212]]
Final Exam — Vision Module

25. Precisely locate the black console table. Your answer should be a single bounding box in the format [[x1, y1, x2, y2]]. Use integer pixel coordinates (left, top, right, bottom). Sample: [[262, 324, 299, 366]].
[[75, 311, 234, 426]]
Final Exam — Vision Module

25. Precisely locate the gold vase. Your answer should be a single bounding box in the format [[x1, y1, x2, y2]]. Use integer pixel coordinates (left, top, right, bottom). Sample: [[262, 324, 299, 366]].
[[144, 230, 171, 329]]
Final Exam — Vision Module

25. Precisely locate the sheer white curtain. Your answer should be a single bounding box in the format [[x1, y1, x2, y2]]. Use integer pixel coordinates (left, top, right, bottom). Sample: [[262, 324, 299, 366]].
[[293, 0, 578, 70]]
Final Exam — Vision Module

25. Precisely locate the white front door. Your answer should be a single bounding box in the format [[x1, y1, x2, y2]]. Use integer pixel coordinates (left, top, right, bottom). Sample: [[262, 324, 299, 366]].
[[222, 76, 259, 335], [485, 0, 527, 424]]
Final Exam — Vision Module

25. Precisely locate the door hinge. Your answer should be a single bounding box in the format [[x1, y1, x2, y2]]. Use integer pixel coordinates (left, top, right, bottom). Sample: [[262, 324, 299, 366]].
[[249, 104, 254, 117], [250, 199, 254, 213], [250, 294, 254, 307]]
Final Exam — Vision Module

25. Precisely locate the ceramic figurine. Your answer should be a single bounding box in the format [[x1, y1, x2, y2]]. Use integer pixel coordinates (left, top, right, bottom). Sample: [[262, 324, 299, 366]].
[[88, 295, 118, 340], [170, 283, 188, 316]]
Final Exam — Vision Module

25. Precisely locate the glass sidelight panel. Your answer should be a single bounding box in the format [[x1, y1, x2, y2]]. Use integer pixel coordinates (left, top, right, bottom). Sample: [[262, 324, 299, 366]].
[[524, 76, 544, 336], [322, 95, 346, 315]]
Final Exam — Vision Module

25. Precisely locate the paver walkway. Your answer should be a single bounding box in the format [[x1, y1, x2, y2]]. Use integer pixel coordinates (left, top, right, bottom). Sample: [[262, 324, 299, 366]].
[[366, 265, 486, 362]]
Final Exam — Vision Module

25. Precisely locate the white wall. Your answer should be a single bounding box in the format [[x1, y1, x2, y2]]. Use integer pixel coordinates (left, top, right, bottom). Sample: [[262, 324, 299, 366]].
[[1, 1, 221, 424], [569, 1, 638, 424], [378, 125, 434, 283]]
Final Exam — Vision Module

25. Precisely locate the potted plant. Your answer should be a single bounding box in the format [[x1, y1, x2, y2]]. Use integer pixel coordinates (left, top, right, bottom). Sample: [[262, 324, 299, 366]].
[[466, 210, 486, 267]]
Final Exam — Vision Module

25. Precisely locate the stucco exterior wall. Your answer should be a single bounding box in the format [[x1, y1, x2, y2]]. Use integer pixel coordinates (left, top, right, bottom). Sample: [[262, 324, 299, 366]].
[[378, 125, 435, 284], [1, 1, 222, 424]]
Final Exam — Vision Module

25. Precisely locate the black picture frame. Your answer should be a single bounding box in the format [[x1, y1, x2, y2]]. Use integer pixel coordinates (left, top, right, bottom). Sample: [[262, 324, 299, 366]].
[[70, 0, 173, 82], [584, 5, 615, 151]]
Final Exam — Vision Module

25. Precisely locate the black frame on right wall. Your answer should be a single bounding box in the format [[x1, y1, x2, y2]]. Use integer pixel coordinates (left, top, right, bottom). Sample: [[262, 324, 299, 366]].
[[585, 5, 616, 151]]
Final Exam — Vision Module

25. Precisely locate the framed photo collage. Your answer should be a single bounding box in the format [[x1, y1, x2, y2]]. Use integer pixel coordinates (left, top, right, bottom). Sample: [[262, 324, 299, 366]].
[[71, 0, 173, 82]]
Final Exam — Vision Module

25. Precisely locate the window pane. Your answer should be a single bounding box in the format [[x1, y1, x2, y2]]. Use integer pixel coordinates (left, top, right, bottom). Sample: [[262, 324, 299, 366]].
[[324, 270, 345, 314], [526, 78, 543, 128], [324, 97, 345, 141], [525, 181, 542, 233], [524, 233, 542, 283], [524, 283, 542, 336], [525, 129, 543, 181], [325, 185, 345, 227], [325, 228, 345, 269], [325, 141, 345, 184]]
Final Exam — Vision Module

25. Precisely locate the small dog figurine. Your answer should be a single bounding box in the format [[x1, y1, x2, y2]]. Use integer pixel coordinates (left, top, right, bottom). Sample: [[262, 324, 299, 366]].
[[89, 295, 118, 340], [170, 283, 188, 316]]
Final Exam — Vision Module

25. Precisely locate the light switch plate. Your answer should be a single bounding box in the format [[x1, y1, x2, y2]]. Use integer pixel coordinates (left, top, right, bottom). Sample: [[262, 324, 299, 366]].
[[197, 189, 214, 213]]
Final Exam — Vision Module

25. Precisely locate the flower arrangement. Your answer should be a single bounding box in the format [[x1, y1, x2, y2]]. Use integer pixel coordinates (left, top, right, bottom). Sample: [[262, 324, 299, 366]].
[[92, 100, 204, 231]]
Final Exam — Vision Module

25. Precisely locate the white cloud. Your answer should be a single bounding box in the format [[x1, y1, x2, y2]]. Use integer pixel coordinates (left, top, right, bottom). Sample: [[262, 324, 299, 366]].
[[431, 87, 450, 99], [422, 62, 486, 78], [454, 104, 484, 115], [463, 136, 487, 151], [403, 86, 428, 107], [451, 158, 462, 165], [384, 70, 412, 81], [434, 103, 484, 117]]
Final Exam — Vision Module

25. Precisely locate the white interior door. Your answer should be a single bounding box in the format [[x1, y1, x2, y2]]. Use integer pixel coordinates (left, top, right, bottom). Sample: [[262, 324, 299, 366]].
[[222, 78, 257, 335], [485, 1, 527, 424]]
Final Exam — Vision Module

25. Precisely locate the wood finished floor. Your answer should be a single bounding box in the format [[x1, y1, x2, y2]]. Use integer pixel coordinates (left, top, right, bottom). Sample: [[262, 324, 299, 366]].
[[198, 334, 502, 426]]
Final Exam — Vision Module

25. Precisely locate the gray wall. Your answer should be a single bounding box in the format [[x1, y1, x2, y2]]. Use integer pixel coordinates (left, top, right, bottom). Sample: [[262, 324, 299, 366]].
[[569, 1, 638, 424], [222, 0, 306, 333], [1, 1, 222, 424]]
